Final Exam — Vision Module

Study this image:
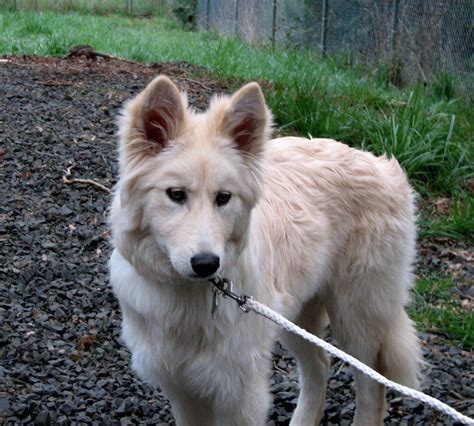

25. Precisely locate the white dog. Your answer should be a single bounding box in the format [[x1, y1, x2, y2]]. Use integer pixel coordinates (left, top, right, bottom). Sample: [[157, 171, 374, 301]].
[[109, 76, 421, 425]]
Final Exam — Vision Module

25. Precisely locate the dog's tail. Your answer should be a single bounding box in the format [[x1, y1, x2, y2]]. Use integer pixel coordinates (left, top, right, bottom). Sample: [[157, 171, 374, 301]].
[[379, 310, 423, 389]]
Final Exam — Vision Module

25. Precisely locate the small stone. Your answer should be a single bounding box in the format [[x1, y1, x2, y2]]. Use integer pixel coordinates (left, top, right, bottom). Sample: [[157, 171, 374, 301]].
[[55, 416, 71, 425], [34, 410, 51, 425], [13, 403, 30, 418], [116, 400, 129, 416], [59, 402, 74, 416], [390, 397, 403, 406], [68, 351, 81, 361], [96, 379, 109, 388], [0, 398, 11, 416]]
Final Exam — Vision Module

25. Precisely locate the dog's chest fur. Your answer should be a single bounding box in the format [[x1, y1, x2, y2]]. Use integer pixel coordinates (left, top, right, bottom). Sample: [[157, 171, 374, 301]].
[[111, 249, 272, 398]]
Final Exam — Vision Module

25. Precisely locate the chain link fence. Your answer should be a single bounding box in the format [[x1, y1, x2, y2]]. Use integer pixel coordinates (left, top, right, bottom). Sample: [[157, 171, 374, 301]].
[[197, 0, 473, 91], [4, 0, 473, 91]]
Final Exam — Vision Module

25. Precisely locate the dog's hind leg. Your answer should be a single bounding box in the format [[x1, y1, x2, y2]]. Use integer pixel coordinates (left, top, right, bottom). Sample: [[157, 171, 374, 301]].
[[351, 309, 420, 426], [324, 287, 386, 425], [324, 273, 421, 426], [281, 296, 330, 426]]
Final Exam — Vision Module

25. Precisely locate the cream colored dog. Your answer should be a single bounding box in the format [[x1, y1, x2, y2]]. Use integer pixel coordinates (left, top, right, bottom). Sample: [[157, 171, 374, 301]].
[[109, 75, 421, 426]]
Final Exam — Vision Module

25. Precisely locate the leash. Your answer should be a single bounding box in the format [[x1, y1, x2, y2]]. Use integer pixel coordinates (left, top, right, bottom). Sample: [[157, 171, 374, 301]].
[[208, 277, 474, 425]]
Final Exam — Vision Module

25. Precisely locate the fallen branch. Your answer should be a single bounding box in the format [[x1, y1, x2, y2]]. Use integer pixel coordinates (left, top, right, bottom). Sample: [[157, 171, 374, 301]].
[[62, 176, 111, 193], [65, 45, 113, 60], [62, 164, 111, 193], [64, 45, 143, 66]]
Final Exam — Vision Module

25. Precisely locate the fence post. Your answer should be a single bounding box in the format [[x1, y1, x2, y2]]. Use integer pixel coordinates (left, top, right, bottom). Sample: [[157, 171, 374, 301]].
[[272, 0, 277, 48], [206, 0, 211, 30], [234, 0, 239, 36], [390, 0, 400, 53], [321, 0, 329, 56]]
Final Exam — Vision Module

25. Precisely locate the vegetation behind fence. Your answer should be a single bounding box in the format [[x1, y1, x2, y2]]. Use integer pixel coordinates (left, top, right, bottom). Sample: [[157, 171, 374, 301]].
[[3, 0, 473, 93], [198, 0, 473, 92]]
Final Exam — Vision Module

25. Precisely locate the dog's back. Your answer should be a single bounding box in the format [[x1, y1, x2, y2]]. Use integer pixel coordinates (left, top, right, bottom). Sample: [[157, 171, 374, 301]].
[[254, 136, 420, 425]]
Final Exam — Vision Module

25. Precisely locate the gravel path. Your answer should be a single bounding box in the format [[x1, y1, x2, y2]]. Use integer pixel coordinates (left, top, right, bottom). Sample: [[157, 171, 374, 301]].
[[1, 56, 472, 425]]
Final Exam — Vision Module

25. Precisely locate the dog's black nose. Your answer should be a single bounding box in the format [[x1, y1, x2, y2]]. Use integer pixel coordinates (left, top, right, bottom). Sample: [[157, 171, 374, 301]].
[[190, 253, 220, 278]]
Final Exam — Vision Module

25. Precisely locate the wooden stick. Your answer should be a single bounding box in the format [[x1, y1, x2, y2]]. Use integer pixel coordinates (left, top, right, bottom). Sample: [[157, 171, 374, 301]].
[[62, 163, 110, 193]]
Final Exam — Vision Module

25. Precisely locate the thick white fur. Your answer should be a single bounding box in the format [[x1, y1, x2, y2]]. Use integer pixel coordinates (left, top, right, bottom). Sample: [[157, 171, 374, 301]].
[[109, 76, 422, 426]]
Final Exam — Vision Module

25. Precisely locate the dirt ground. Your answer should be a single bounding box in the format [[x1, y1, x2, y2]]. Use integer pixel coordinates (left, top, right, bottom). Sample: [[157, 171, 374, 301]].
[[1, 55, 472, 424]]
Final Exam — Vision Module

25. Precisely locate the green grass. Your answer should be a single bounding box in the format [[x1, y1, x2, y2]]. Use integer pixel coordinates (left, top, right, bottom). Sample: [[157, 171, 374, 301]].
[[418, 194, 474, 242], [2, 0, 159, 16], [0, 10, 472, 216], [409, 277, 473, 348]]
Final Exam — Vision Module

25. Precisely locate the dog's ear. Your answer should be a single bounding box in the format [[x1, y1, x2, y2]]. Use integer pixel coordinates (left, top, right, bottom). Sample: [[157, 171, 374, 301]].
[[123, 76, 185, 160], [139, 75, 184, 149], [224, 82, 271, 155]]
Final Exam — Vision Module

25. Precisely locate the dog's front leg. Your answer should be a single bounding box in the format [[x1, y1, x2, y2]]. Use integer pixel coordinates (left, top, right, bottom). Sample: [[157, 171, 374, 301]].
[[166, 370, 270, 426], [165, 389, 215, 426], [211, 367, 271, 426]]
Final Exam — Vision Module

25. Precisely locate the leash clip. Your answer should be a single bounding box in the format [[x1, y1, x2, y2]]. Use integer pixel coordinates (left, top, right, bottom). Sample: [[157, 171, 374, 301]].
[[208, 276, 252, 316]]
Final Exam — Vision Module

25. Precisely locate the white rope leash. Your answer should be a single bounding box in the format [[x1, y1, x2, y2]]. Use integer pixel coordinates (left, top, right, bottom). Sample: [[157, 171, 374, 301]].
[[246, 298, 474, 425]]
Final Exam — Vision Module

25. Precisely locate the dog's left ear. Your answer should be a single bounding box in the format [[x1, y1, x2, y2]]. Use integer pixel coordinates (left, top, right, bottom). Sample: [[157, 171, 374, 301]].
[[224, 82, 272, 155]]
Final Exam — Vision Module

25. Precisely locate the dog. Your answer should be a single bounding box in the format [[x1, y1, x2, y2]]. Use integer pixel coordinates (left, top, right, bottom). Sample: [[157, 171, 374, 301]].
[[109, 75, 422, 425]]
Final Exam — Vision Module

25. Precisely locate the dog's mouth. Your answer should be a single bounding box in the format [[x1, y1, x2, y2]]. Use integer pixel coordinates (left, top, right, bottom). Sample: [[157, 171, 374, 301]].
[[189, 271, 219, 281]]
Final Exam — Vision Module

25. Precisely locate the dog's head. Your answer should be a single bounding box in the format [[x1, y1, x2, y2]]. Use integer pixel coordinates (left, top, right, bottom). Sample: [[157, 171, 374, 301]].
[[114, 76, 272, 280]]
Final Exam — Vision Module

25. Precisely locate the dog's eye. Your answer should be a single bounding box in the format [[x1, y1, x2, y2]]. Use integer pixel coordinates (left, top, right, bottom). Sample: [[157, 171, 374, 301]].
[[216, 191, 232, 206], [166, 188, 187, 204]]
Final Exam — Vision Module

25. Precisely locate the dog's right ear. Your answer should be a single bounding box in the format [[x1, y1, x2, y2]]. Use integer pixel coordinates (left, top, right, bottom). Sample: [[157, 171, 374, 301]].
[[122, 76, 185, 161], [137, 75, 185, 150]]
